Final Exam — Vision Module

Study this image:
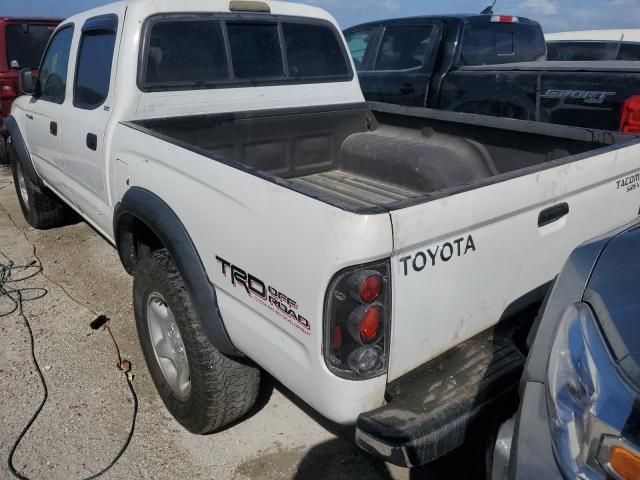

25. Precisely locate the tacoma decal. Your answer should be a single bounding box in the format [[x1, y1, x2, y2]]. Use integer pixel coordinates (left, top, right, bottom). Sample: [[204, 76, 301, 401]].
[[215, 257, 311, 336], [540, 89, 616, 105], [399, 235, 477, 276], [617, 173, 640, 193]]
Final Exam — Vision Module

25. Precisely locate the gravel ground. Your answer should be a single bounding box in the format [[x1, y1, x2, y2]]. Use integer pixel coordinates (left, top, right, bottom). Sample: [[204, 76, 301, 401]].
[[0, 166, 482, 480]]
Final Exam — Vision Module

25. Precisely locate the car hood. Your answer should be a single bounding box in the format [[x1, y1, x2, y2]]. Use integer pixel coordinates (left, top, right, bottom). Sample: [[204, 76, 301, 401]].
[[584, 224, 640, 389]]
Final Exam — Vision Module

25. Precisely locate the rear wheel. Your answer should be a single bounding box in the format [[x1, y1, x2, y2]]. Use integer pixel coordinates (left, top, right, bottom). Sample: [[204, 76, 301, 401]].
[[134, 249, 260, 434], [10, 149, 67, 229], [0, 135, 8, 165]]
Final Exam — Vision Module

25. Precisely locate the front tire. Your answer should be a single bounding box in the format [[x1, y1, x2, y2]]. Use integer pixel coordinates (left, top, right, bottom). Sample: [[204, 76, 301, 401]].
[[134, 249, 260, 434], [9, 147, 67, 229]]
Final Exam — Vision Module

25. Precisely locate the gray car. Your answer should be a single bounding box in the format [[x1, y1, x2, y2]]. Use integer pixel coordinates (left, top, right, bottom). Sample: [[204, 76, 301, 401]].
[[492, 220, 640, 480]]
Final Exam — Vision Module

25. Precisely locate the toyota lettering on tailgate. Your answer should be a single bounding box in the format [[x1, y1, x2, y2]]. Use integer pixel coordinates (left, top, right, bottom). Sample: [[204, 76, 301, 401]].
[[399, 235, 477, 276]]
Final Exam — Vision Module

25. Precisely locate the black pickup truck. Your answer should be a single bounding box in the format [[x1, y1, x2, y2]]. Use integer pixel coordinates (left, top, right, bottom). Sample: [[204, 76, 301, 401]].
[[344, 14, 640, 133]]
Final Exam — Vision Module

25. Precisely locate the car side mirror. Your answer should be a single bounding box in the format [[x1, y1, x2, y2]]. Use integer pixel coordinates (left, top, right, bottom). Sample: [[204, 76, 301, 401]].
[[19, 68, 36, 95]]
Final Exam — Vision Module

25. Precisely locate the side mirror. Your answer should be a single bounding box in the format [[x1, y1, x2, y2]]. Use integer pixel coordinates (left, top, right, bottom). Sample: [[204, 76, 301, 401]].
[[19, 68, 36, 95]]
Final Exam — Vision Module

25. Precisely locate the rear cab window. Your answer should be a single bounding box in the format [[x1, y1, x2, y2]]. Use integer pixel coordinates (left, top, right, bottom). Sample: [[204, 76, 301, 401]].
[[5, 22, 58, 70], [139, 14, 353, 91], [459, 21, 546, 66]]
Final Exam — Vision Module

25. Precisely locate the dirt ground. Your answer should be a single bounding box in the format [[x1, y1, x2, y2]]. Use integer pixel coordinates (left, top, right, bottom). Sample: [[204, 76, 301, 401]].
[[0, 166, 481, 480]]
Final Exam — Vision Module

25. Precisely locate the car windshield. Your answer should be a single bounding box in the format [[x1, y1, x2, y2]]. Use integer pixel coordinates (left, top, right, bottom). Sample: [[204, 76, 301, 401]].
[[547, 41, 640, 61], [5, 23, 57, 70]]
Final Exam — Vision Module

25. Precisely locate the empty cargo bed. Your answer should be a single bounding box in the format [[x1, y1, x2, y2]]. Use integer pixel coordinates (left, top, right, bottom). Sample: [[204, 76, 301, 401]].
[[127, 102, 629, 213]]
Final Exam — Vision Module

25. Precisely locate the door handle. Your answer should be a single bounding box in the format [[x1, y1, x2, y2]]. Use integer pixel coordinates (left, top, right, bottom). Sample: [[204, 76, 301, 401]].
[[86, 133, 97, 151], [538, 203, 569, 227], [50, 121, 57, 136], [25, 114, 33, 120]]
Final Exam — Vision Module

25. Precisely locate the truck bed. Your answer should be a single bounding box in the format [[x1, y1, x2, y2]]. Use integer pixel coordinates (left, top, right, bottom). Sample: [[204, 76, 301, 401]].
[[127, 102, 632, 213]]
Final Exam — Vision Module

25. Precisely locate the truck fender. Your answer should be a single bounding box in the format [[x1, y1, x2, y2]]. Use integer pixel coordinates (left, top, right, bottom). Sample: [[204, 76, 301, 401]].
[[4, 115, 43, 187], [113, 187, 241, 357]]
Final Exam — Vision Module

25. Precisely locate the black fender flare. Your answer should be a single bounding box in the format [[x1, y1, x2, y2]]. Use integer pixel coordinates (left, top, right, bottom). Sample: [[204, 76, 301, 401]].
[[114, 187, 241, 357], [4, 115, 43, 187]]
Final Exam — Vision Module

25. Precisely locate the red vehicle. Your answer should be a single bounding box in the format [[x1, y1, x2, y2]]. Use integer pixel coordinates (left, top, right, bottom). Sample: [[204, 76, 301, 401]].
[[0, 17, 60, 163]]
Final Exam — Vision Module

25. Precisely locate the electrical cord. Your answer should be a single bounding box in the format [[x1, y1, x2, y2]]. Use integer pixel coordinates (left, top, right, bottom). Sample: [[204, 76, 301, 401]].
[[0, 204, 138, 479]]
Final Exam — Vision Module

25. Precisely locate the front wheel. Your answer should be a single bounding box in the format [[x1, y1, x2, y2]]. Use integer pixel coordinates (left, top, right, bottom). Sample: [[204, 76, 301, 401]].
[[10, 150, 67, 229], [133, 249, 260, 434]]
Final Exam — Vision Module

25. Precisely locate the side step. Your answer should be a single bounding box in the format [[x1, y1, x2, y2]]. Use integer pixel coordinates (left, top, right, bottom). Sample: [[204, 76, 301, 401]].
[[355, 322, 526, 467]]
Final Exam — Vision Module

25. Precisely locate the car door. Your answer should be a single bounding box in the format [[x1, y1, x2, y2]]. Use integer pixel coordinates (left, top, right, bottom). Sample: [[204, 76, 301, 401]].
[[62, 12, 121, 233], [24, 24, 74, 202], [353, 22, 443, 106]]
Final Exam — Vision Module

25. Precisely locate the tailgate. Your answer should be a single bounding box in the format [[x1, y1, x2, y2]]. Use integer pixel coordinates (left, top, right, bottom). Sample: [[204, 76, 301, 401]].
[[388, 140, 640, 381]]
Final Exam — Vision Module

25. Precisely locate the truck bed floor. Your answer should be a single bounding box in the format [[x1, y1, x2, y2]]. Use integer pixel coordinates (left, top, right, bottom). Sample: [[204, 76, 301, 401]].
[[292, 170, 422, 209]]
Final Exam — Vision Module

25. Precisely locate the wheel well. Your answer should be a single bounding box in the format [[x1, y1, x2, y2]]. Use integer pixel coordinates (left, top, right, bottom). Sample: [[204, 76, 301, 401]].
[[116, 214, 165, 275]]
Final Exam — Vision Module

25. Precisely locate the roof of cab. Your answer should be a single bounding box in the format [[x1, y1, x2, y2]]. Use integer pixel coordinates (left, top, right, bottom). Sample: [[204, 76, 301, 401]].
[[61, 0, 337, 27], [344, 13, 539, 32]]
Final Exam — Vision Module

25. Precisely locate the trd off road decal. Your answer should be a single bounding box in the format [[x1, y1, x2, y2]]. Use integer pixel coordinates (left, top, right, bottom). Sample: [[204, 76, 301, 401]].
[[399, 235, 477, 276], [216, 257, 311, 336], [616, 173, 640, 193], [540, 89, 616, 105]]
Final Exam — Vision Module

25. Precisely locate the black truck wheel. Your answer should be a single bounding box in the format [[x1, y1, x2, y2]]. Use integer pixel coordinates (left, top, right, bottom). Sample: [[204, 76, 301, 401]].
[[10, 150, 67, 229], [0, 135, 8, 165], [133, 248, 260, 434]]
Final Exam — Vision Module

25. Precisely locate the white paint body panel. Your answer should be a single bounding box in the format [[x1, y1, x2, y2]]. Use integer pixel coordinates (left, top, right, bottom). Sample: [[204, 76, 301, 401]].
[[113, 124, 392, 422], [388, 145, 640, 380]]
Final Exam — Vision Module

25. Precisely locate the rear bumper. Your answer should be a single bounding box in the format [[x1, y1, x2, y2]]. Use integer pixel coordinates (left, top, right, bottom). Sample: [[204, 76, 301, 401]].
[[355, 321, 526, 467]]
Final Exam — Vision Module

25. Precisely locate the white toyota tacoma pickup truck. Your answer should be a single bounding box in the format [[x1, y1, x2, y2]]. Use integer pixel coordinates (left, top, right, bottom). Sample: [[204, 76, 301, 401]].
[[6, 0, 640, 468]]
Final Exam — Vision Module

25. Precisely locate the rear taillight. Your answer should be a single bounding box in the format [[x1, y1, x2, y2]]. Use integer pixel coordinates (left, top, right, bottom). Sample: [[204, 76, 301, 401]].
[[620, 95, 640, 134], [0, 81, 17, 99], [324, 260, 391, 379]]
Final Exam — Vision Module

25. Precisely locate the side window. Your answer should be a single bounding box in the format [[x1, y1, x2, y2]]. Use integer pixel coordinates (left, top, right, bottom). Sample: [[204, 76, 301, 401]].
[[74, 17, 118, 109], [226, 22, 283, 79], [345, 29, 375, 70], [374, 25, 435, 71], [38, 26, 74, 103]]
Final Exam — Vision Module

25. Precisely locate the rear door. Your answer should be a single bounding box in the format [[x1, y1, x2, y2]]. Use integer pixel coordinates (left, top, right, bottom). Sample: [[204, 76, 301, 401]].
[[386, 140, 640, 381], [23, 24, 74, 201], [62, 12, 122, 233], [347, 22, 443, 106]]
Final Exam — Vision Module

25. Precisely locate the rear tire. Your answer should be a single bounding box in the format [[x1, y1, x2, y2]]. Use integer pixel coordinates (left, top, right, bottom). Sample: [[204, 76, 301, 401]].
[[134, 249, 260, 434], [9, 146, 67, 229], [0, 135, 8, 165]]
